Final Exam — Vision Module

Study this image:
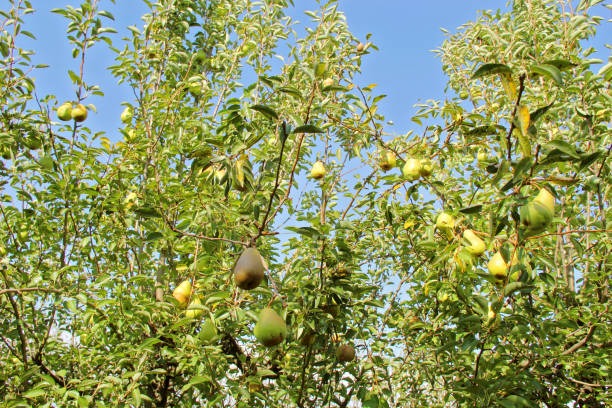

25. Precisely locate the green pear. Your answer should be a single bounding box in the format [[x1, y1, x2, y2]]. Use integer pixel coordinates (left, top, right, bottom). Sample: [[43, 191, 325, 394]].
[[310, 161, 326, 179], [419, 159, 433, 177], [71, 104, 88, 122], [336, 344, 356, 362], [254, 308, 287, 347], [172, 279, 192, 307], [57, 103, 73, 121], [185, 297, 203, 319], [463, 229, 486, 256], [199, 318, 217, 343], [0, 245, 6, 257], [234, 247, 265, 290], [436, 212, 455, 240], [520, 188, 555, 235], [120, 106, 133, 123], [476, 150, 488, 163], [402, 158, 421, 181], [379, 151, 396, 171], [488, 252, 507, 280]]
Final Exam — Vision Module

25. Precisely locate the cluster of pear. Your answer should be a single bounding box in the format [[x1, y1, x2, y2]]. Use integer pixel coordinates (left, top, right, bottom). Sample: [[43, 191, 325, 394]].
[[57, 102, 88, 122], [402, 158, 433, 181]]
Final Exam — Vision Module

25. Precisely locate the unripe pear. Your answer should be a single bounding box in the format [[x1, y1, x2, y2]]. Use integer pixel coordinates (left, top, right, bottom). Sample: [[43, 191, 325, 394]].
[[0, 245, 6, 257], [419, 159, 433, 177], [233, 247, 265, 290], [477, 150, 488, 162], [71, 104, 88, 122], [534, 188, 555, 214], [120, 106, 133, 123], [520, 188, 554, 235], [172, 279, 192, 307], [488, 252, 508, 280], [463, 229, 486, 256], [57, 103, 73, 121], [436, 212, 455, 230], [322, 78, 334, 88], [199, 318, 217, 343], [185, 297, 203, 319], [310, 161, 326, 180], [254, 308, 287, 347], [402, 158, 422, 181], [379, 151, 396, 171], [335, 344, 356, 362]]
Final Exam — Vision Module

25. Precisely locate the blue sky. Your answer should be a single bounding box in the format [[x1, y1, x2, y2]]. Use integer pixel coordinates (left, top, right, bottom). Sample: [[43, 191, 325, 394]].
[[19, 1, 610, 139]]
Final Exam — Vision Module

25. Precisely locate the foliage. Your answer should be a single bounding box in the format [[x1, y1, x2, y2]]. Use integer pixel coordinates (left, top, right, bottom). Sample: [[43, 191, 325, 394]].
[[0, 0, 610, 407]]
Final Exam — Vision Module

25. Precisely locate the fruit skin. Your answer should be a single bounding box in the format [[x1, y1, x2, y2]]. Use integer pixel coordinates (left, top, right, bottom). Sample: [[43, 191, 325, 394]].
[[520, 188, 555, 236], [402, 158, 422, 181], [120, 107, 133, 123], [322, 78, 334, 88], [336, 344, 356, 362], [57, 103, 73, 121], [185, 297, 203, 319], [233, 247, 265, 290], [463, 229, 486, 256], [379, 151, 396, 171], [310, 161, 326, 180], [488, 252, 508, 281], [199, 318, 217, 343], [356, 42, 365, 52], [254, 308, 287, 347], [419, 159, 433, 177], [477, 150, 488, 163], [71, 104, 88, 122], [172, 279, 192, 307]]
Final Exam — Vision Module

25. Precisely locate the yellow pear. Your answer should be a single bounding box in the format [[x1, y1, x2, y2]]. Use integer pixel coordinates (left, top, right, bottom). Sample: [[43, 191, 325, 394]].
[[379, 151, 396, 171], [477, 150, 488, 163], [310, 161, 326, 180], [57, 102, 73, 121], [172, 279, 192, 307], [436, 212, 455, 239], [419, 159, 433, 177], [71, 104, 88, 122], [356, 42, 365, 52], [402, 158, 421, 181], [520, 188, 555, 235], [488, 252, 508, 280], [335, 344, 356, 362], [0, 245, 7, 257], [185, 297, 203, 319], [233, 247, 265, 290], [120, 106, 133, 123], [463, 229, 486, 256], [322, 78, 334, 88], [254, 308, 287, 347]]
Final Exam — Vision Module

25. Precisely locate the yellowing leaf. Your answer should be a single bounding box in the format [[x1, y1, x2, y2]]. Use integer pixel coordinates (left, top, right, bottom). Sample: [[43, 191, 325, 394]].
[[517, 105, 530, 137], [500, 73, 517, 101]]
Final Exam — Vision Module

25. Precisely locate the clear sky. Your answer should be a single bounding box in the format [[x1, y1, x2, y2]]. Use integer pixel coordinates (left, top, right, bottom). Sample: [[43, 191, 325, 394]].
[[18, 1, 610, 140]]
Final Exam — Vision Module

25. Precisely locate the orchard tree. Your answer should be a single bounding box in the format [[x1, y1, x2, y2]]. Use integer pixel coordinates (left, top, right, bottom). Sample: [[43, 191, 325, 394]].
[[0, 0, 610, 407]]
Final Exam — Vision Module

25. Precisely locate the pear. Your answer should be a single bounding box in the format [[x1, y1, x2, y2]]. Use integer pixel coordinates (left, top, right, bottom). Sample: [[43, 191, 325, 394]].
[[356, 42, 365, 52], [322, 78, 334, 88], [172, 279, 192, 307], [254, 308, 287, 347], [185, 297, 203, 319], [488, 252, 508, 281], [71, 104, 88, 122], [419, 159, 433, 177], [234, 247, 265, 290], [310, 161, 326, 179], [402, 158, 421, 181], [57, 102, 73, 121], [0, 245, 7, 257], [463, 229, 486, 256], [379, 151, 396, 171], [436, 212, 455, 240], [199, 318, 217, 343], [335, 344, 356, 362], [120, 106, 133, 123], [520, 188, 555, 235]]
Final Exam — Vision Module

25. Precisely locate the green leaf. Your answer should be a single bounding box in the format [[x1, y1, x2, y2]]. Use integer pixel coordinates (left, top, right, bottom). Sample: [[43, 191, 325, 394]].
[[133, 207, 161, 218], [471, 63, 512, 79], [249, 105, 278, 121], [277, 86, 303, 99], [285, 226, 320, 239], [464, 125, 502, 137], [459, 205, 482, 215], [23, 389, 46, 399], [543, 59, 576, 71], [292, 124, 324, 134], [503, 281, 530, 296], [145, 232, 163, 242], [530, 102, 554, 123], [545, 140, 579, 159], [530, 64, 563, 85]]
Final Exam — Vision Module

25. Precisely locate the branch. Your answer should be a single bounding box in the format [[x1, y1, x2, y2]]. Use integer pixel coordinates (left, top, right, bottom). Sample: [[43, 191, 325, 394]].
[[505, 73, 526, 161], [561, 324, 596, 356]]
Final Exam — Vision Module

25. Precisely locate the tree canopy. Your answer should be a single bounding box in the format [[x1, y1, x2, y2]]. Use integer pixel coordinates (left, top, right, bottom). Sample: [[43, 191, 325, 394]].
[[1, 0, 610, 407]]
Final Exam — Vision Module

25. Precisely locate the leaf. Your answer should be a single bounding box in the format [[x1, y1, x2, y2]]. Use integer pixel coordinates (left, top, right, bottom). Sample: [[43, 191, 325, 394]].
[[285, 226, 320, 239], [145, 232, 163, 242], [516, 105, 530, 137], [530, 64, 563, 86], [277, 86, 303, 99], [500, 72, 517, 100], [133, 207, 161, 218], [545, 140, 579, 159], [459, 205, 482, 215], [471, 63, 512, 79], [292, 124, 324, 134], [530, 102, 554, 123], [504, 281, 529, 296], [543, 59, 576, 71], [464, 125, 502, 137], [23, 389, 46, 399], [249, 105, 278, 121]]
